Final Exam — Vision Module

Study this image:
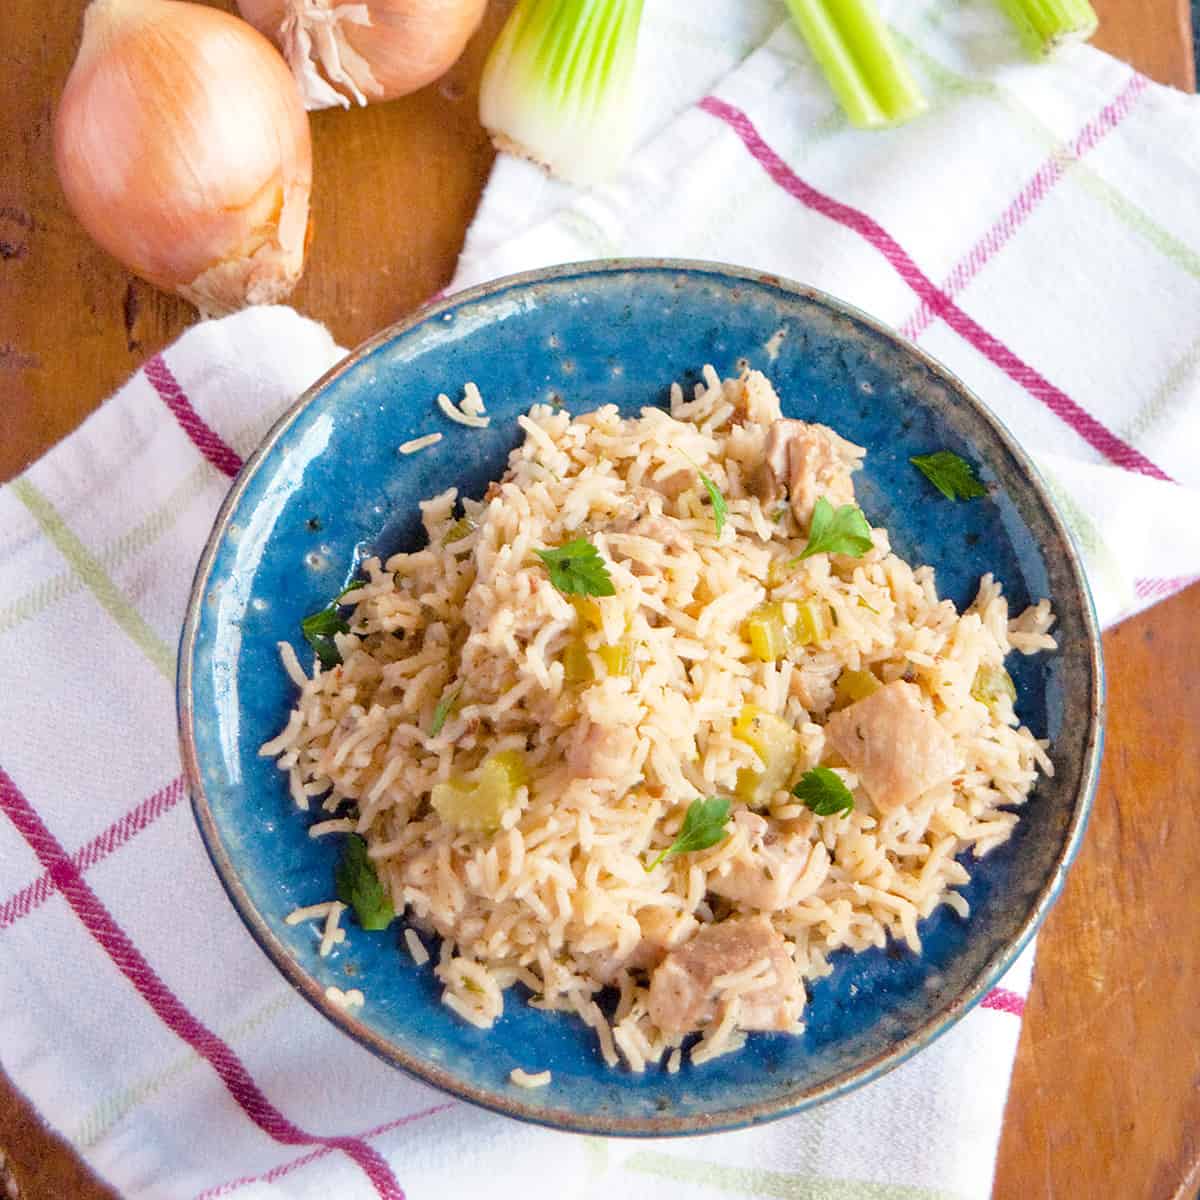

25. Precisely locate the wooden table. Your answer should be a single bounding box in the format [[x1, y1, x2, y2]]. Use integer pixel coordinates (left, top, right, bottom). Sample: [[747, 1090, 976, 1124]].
[[1, 2, 1196, 1197]]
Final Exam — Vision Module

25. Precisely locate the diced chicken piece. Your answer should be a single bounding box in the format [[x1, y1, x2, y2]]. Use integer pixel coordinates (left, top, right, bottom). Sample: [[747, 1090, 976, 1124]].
[[567, 721, 639, 783], [608, 488, 693, 552], [623, 908, 699, 973], [753, 419, 864, 528], [648, 914, 803, 1034], [824, 681, 959, 810], [646, 466, 694, 501], [735, 369, 784, 425], [578, 909, 697, 982], [709, 811, 830, 911]]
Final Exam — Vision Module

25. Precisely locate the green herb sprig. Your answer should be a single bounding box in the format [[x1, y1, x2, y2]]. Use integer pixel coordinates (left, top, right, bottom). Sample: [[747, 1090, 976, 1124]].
[[793, 767, 855, 816], [910, 451, 987, 501], [334, 834, 394, 931], [794, 497, 873, 562], [429, 686, 462, 736], [536, 538, 616, 597], [644, 796, 732, 871], [699, 471, 727, 537], [300, 580, 366, 670]]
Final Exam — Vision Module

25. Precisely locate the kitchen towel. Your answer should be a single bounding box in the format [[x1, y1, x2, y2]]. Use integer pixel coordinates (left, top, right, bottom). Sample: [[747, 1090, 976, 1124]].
[[3, 2, 1199, 1198]]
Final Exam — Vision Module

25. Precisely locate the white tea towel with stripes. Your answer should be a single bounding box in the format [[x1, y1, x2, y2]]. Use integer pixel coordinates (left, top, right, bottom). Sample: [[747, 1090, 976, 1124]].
[[3, 1, 1199, 1198]]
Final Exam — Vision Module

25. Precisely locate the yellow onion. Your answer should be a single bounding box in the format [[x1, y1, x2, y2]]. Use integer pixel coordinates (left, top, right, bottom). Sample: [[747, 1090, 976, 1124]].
[[236, 0, 487, 110], [54, 0, 313, 314]]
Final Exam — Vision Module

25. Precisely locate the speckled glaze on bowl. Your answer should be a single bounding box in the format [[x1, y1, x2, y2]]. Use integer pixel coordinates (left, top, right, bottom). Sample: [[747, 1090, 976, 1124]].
[[178, 260, 1103, 1136]]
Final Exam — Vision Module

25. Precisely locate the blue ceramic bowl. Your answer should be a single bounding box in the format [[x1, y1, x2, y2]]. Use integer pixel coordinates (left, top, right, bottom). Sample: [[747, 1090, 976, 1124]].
[[178, 260, 1103, 1135]]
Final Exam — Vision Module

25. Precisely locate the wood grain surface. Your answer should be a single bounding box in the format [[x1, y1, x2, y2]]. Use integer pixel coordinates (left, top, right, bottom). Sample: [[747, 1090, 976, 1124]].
[[0, 1, 1196, 1197]]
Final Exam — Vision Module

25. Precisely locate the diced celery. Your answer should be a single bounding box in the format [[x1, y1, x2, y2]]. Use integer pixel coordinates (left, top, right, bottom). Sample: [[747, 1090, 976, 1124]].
[[732, 704, 801, 808], [598, 641, 631, 676], [442, 516, 476, 545], [833, 668, 881, 710], [562, 639, 594, 683], [971, 664, 1017, 709], [744, 603, 794, 662], [563, 636, 632, 682], [794, 601, 829, 646], [570, 596, 603, 630], [431, 751, 528, 833]]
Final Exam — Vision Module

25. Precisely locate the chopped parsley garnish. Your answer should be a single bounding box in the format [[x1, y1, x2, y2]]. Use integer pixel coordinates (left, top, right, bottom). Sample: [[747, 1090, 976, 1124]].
[[535, 538, 615, 597], [794, 497, 873, 561], [793, 767, 855, 816], [301, 606, 350, 671], [300, 580, 365, 670], [644, 796, 732, 871], [334, 834, 394, 931], [910, 451, 987, 501], [429, 686, 462, 736], [699, 470, 727, 537]]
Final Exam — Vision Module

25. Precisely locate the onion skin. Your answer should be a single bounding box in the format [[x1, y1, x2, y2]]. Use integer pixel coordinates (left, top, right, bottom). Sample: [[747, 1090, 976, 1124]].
[[236, 0, 487, 109], [54, 0, 313, 314]]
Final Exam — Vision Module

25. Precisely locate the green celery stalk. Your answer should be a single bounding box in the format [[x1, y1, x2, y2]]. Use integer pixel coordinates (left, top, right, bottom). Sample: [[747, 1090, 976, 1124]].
[[479, 0, 645, 185], [784, 0, 928, 129], [996, 0, 1099, 57]]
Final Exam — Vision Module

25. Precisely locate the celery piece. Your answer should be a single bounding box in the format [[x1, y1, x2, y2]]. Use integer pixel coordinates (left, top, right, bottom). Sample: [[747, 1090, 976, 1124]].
[[996, 0, 1098, 57], [597, 641, 631, 676], [785, 0, 927, 129], [562, 639, 594, 683], [744, 603, 794, 662], [733, 705, 802, 808], [431, 751, 528, 833], [971, 664, 1017, 710], [833, 667, 881, 710], [793, 600, 830, 647], [479, 0, 645, 185]]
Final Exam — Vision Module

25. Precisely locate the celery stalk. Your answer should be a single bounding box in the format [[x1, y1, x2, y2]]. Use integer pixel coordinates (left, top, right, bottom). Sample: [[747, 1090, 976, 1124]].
[[996, 0, 1098, 57], [785, 0, 927, 129], [480, 0, 644, 185]]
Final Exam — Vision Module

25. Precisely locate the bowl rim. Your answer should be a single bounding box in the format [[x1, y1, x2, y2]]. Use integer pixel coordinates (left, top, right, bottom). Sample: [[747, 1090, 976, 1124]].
[[178, 257, 1105, 1136]]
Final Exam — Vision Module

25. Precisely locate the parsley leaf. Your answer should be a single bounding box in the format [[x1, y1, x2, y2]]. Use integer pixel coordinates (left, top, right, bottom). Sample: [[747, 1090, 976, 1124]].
[[644, 796, 732, 871], [699, 471, 727, 537], [793, 767, 854, 817], [910, 451, 987, 501], [300, 579, 366, 669], [429, 686, 461, 736], [301, 605, 350, 671], [334, 834, 394, 931], [535, 538, 615, 598], [795, 497, 874, 561]]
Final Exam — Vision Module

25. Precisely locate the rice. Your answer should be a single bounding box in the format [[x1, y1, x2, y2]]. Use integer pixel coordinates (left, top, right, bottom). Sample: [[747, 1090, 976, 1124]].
[[319, 902, 347, 958], [399, 433, 443, 455], [264, 366, 1055, 1073], [437, 387, 490, 428], [326, 986, 365, 1009], [510, 1068, 551, 1088], [404, 928, 430, 965]]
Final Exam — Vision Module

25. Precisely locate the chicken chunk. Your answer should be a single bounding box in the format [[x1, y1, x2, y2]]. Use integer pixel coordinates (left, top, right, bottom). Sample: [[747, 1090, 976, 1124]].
[[753, 419, 864, 528], [607, 488, 693, 553], [709, 811, 830, 911], [577, 909, 698, 983], [648, 914, 803, 1034], [824, 681, 959, 810], [567, 720, 639, 784]]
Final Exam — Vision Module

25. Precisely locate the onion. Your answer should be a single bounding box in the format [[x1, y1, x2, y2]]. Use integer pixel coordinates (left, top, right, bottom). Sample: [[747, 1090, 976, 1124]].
[[235, 0, 487, 110], [54, 0, 313, 314]]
